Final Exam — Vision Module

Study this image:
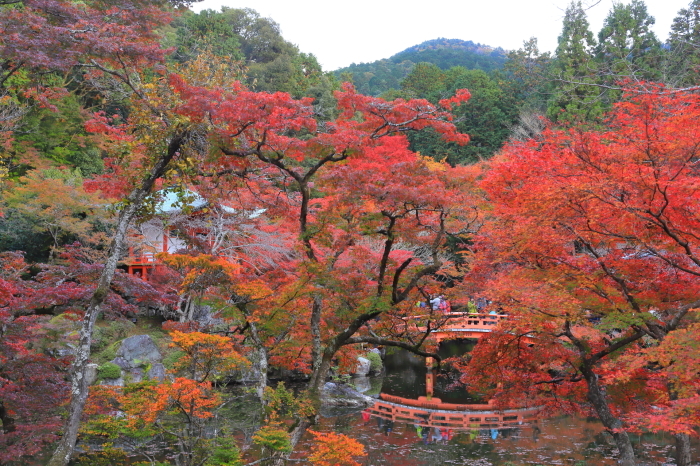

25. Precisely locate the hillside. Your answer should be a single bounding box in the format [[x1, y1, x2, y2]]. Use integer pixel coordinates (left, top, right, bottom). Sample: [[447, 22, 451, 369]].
[[335, 38, 507, 96]]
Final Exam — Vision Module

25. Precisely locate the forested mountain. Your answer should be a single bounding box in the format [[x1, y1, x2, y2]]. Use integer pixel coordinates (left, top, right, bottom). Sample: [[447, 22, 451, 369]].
[[335, 38, 507, 96]]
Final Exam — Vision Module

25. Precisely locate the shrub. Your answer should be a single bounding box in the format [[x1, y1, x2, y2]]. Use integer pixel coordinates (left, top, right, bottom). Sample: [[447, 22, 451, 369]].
[[206, 437, 243, 466], [252, 425, 292, 453], [97, 362, 122, 380], [365, 351, 382, 374]]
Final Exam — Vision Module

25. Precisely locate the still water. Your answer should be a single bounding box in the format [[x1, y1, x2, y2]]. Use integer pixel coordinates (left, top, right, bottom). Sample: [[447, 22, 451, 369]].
[[299, 342, 696, 466]]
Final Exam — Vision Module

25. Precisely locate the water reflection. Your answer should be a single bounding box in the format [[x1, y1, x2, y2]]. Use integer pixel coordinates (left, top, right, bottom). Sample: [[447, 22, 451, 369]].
[[310, 405, 683, 466], [305, 345, 690, 465]]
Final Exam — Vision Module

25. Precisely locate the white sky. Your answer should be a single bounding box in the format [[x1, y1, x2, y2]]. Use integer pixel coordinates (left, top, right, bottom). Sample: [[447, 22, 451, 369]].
[[191, 0, 691, 71]]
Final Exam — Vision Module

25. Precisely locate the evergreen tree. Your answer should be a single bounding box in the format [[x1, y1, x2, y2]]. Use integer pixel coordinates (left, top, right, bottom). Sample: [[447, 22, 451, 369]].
[[668, 0, 700, 86], [407, 67, 520, 165], [597, 0, 661, 80], [504, 37, 552, 112], [547, 1, 604, 125]]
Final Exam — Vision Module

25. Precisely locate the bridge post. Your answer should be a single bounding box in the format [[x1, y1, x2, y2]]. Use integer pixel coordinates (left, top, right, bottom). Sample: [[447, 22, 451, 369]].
[[425, 357, 435, 398]]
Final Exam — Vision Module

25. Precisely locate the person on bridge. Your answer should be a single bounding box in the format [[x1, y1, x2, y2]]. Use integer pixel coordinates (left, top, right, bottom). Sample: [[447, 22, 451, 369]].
[[438, 295, 451, 313]]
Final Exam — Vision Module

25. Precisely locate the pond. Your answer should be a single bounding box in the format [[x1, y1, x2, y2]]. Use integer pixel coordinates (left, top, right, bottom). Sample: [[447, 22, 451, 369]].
[[66, 340, 697, 465], [298, 342, 696, 466]]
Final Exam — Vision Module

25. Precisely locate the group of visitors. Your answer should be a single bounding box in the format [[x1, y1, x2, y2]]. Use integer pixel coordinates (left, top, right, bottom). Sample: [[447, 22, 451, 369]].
[[416, 295, 452, 313]]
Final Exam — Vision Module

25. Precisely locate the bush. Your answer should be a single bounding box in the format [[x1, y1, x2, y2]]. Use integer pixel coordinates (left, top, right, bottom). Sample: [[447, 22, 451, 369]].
[[365, 351, 382, 374], [97, 362, 122, 380], [206, 437, 243, 466], [252, 425, 292, 453]]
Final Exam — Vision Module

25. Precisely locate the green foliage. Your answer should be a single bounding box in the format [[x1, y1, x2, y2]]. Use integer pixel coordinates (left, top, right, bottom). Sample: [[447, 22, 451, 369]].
[[75, 446, 130, 466], [401, 62, 446, 99], [168, 7, 335, 101], [667, 0, 700, 86], [170, 9, 244, 63], [0, 167, 114, 261], [13, 93, 104, 176], [0, 208, 53, 262], [205, 437, 243, 466], [365, 351, 382, 374], [546, 1, 604, 124], [263, 382, 311, 419], [162, 349, 185, 369], [504, 37, 552, 112], [92, 320, 135, 352], [252, 425, 292, 453], [97, 362, 122, 380], [406, 67, 520, 164]]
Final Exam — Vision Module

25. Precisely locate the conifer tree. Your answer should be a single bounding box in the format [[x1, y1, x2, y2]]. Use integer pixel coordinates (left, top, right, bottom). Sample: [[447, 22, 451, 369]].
[[547, 1, 604, 124]]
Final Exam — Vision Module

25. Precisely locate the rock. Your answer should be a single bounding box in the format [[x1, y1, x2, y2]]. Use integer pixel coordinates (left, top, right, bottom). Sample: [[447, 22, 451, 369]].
[[354, 357, 371, 377], [104, 335, 164, 385], [229, 365, 262, 383], [111, 357, 131, 370], [148, 363, 167, 381], [267, 367, 309, 381], [85, 363, 99, 385], [127, 368, 144, 383], [116, 335, 162, 367], [321, 382, 374, 408], [103, 377, 125, 387]]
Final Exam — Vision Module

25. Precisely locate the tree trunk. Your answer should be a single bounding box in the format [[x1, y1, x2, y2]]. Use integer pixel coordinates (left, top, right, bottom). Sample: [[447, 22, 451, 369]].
[[254, 345, 268, 402], [47, 132, 184, 466], [46, 200, 140, 466], [582, 366, 636, 466], [674, 433, 692, 466], [244, 320, 269, 403]]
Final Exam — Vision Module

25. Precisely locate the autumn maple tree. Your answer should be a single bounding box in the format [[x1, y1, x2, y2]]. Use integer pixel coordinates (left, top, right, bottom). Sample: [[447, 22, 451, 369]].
[[307, 430, 366, 466], [464, 84, 700, 466]]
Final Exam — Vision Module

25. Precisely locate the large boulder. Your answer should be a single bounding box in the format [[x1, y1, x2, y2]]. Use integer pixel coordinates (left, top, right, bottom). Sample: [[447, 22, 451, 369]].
[[107, 334, 164, 384], [116, 334, 162, 366], [353, 357, 371, 377], [148, 363, 167, 381]]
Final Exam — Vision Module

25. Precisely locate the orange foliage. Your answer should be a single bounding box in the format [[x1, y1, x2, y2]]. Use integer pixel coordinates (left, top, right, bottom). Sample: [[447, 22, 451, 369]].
[[169, 330, 248, 382], [308, 431, 366, 466]]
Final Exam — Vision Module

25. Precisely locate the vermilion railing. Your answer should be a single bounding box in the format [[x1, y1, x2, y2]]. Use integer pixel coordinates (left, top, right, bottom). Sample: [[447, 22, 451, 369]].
[[403, 312, 509, 339], [366, 394, 539, 430]]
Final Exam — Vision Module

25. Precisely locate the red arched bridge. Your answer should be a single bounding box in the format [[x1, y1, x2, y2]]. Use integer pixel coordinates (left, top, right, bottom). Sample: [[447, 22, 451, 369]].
[[405, 312, 509, 344]]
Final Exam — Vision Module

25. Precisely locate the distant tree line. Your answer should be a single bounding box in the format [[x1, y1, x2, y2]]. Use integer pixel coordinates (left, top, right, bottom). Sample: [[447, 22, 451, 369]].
[[334, 0, 700, 164]]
